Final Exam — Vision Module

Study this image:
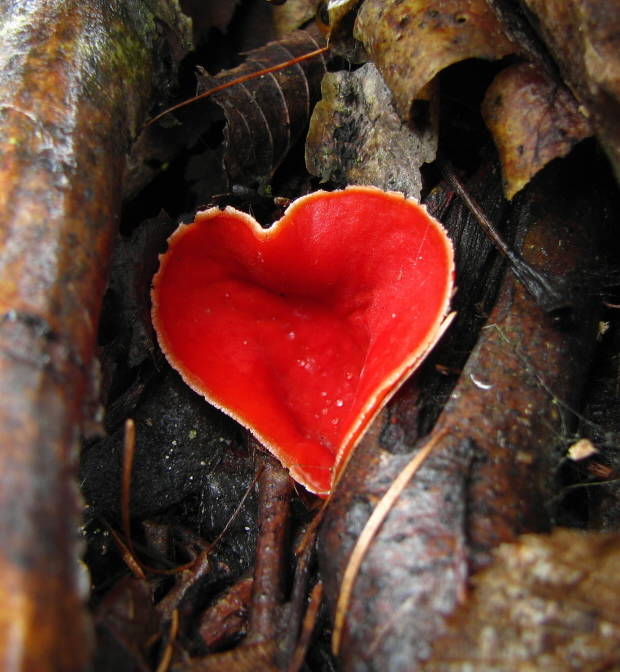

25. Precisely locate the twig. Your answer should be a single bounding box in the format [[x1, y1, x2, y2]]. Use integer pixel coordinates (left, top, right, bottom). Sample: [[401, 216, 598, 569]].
[[245, 446, 293, 644], [121, 418, 137, 557], [280, 525, 318, 666], [155, 609, 179, 672], [287, 582, 324, 672]]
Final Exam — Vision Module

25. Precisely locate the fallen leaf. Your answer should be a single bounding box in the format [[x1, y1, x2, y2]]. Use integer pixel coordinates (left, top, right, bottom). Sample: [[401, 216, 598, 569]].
[[322, 0, 366, 62], [353, 0, 516, 121], [196, 28, 327, 186], [482, 62, 591, 199], [272, 0, 320, 37], [422, 529, 620, 671], [523, 0, 620, 183]]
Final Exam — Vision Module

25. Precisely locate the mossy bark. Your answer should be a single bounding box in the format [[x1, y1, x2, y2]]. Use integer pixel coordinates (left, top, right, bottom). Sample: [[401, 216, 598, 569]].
[[0, 1, 190, 669]]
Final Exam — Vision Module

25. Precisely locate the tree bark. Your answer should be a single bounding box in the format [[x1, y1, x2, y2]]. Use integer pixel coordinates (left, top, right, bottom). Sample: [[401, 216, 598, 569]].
[[0, 1, 190, 669]]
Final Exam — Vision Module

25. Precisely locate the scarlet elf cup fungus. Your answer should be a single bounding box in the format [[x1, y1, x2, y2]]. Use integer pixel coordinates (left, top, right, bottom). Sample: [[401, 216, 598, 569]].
[[151, 186, 455, 496]]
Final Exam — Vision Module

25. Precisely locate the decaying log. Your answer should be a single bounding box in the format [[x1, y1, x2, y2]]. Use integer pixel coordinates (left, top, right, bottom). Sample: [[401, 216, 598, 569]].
[[0, 1, 190, 669], [319, 149, 613, 671]]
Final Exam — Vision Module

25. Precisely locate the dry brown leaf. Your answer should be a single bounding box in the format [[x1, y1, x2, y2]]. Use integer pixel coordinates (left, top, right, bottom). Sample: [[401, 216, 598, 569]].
[[321, 0, 366, 62], [523, 0, 620, 183], [305, 63, 438, 197], [422, 529, 620, 671], [482, 62, 592, 199], [196, 28, 327, 186], [353, 0, 516, 121], [272, 0, 320, 37]]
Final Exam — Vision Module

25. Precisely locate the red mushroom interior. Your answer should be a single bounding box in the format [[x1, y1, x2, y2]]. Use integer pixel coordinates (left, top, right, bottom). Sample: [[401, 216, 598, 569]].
[[152, 187, 454, 495]]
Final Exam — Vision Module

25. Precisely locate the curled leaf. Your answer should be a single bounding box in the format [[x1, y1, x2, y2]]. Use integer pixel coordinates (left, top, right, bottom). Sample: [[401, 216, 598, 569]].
[[323, 0, 365, 61], [523, 0, 620, 183], [482, 62, 592, 199], [353, 0, 516, 120]]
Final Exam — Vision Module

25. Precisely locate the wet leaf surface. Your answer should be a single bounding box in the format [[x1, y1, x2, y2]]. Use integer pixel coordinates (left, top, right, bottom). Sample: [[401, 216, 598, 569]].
[[422, 529, 620, 671], [354, 0, 516, 121], [0, 0, 190, 668], [523, 0, 620, 182], [482, 62, 591, 199]]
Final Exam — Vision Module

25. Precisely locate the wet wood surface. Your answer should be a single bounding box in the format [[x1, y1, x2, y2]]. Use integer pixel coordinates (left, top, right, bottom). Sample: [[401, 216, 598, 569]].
[[2, 1, 618, 670], [0, 1, 189, 669], [319, 151, 613, 670]]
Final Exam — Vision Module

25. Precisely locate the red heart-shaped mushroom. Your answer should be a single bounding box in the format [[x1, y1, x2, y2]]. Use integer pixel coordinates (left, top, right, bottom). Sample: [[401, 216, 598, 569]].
[[152, 187, 454, 495]]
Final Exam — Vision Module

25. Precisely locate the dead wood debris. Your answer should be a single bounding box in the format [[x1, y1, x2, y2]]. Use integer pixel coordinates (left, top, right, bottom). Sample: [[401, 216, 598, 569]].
[[353, 0, 516, 121], [319, 149, 616, 670], [482, 62, 591, 199], [0, 0, 191, 669], [2, 0, 619, 670], [521, 0, 620, 184], [306, 63, 437, 198]]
